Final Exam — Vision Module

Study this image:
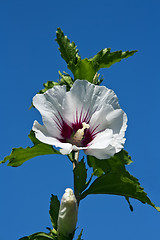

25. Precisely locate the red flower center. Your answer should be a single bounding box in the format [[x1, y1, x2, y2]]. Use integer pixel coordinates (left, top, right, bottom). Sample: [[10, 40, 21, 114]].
[[59, 121, 93, 147]]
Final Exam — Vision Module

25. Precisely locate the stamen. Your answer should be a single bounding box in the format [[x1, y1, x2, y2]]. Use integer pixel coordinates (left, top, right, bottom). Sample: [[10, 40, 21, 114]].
[[73, 122, 90, 144]]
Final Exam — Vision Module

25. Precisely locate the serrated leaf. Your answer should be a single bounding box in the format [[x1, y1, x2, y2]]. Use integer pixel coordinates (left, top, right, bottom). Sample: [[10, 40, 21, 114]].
[[56, 28, 80, 71], [0, 130, 60, 167], [120, 150, 133, 165], [87, 150, 132, 177], [87, 156, 106, 177], [90, 48, 138, 71], [49, 195, 60, 230], [71, 49, 137, 82], [55, 29, 137, 84], [19, 232, 56, 240], [74, 159, 87, 193], [82, 155, 160, 212]]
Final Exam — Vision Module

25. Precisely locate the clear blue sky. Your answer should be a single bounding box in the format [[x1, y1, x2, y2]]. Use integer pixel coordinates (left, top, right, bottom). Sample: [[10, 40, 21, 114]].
[[0, 0, 160, 239]]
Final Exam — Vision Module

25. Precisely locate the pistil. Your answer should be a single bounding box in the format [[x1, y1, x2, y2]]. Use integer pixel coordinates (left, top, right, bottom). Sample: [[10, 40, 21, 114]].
[[73, 122, 90, 145]]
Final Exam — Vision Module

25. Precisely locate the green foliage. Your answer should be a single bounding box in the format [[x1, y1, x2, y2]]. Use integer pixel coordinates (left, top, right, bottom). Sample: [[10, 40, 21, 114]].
[[19, 228, 82, 240], [125, 196, 133, 211], [55, 28, 137, 83], [90, 48, 138, 71], [39, 81, 60, 94], [72, 50, 137, 83], [49, 195, 60, 230], [74, 159, 87, 193], [3, 28, 157, 240], [57, 230, 83, 240], [81, 170, 160, 212], [77, 229, 83, 240], [0, 130, 60, 167], [39, 72, 73, 94], [81, 152, 160, 212], [87, 150, 132, 177], [19, 232, 57, 240], [57, 233, 74, 240], [58, 71, 73, 91], [72, 59, 97, 83], [55, 28, 80, 73]]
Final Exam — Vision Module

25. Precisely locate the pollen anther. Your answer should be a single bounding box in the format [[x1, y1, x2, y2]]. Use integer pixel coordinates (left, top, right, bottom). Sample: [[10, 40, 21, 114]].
[[73, 122, 90, 144]]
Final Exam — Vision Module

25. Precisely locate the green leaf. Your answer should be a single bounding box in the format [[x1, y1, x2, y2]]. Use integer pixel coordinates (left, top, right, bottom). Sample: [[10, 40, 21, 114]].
[[77, 229, 83, 240], [0, 130, 60, 167], [19, 232, 56, 240], [83, 153, 160, 212], [72, 58, 96, 83], [38, 81, 60, 94], [55, 28, 137, 83], [74, 159, 87, 193], [71, 49, 137, 82], [90, 48, 138, 71], [120, 150, 133, 165], [38, 72, 73, 94], [49, 195, 60, 230], [125, 196, 133, 211], [58, 71, 73, 91], [55, 28, 80, 72], [87, 156, 104, 177], [87, 150, 132, 177]]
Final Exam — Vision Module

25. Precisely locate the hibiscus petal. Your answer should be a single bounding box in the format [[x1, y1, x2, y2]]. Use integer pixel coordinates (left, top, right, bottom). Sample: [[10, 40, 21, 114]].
[[84, 144, 116, 159], [85, 126, 126, 159], [33, 85, 66, 138], [33, 120, 72, 153], [106, 109, 127, 135], [63, 80, 121, 127], [87, 129, 113, 149], [32, 80, 127, 159], [89, 104, 113, 134]]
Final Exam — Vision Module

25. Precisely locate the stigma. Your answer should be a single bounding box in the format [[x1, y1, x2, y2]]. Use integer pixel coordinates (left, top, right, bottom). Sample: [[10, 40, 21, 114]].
[[73, 122, 90, 144]]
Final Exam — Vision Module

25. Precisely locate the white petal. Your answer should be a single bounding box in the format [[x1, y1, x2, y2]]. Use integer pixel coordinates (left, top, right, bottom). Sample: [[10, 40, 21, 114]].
[[32, 80, 127, 159], [88, 129, 113, 149], [60, 146, 73, 155], [33, 120, 72, 151], [85, 126, 126, 159], [33, 85, 66, 138], [89, 104, 113, 134], [84, 144, 116, 159], [62, 80, 120, 126], [106, 109, 127, 135]]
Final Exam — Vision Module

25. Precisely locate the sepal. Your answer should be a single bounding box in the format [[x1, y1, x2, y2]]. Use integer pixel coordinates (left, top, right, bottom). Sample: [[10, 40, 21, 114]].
[[49, 195, 60, 230]]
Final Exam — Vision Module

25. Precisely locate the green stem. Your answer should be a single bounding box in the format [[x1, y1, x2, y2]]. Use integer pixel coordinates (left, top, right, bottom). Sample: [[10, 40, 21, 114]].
[[73, 151, 80, 206]]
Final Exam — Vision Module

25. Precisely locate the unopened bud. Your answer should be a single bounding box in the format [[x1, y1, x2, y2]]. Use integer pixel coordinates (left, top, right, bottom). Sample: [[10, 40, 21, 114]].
[[57, 188, 78, 237]]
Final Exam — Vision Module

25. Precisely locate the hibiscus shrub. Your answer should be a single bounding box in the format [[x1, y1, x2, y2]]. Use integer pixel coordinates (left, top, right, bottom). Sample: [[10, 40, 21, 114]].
[[1, 28, 159, 240]]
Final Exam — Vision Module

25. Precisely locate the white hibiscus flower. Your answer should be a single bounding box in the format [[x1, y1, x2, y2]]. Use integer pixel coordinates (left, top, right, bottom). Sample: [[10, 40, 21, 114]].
[[32, 80, 127, 159]]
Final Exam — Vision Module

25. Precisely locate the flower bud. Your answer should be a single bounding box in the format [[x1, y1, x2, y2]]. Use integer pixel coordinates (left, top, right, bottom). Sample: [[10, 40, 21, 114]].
[[57, 188, 78, 237]]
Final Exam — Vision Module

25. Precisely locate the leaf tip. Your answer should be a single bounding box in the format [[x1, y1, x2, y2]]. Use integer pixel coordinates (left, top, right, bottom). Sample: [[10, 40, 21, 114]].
[[155, 206, 160, 212]]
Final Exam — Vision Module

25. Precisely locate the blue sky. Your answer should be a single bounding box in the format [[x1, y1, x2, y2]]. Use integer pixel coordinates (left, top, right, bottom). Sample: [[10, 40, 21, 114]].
[[0, 0, 160, 239]]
